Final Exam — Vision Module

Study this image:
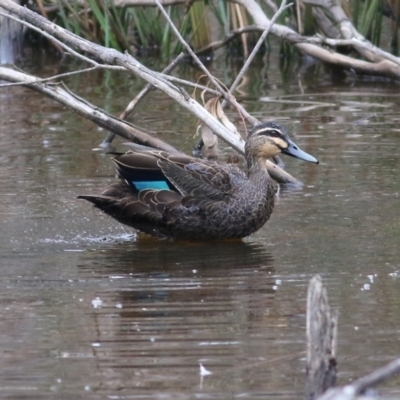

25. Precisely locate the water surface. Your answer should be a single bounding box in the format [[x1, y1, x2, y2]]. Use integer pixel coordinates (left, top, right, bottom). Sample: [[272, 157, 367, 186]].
[[1, 52, 400, 398]]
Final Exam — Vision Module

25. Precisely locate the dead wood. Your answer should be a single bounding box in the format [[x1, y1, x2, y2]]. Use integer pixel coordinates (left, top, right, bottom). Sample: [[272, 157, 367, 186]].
[[0, 0, 304, 185], [306, 275, 338, 399]]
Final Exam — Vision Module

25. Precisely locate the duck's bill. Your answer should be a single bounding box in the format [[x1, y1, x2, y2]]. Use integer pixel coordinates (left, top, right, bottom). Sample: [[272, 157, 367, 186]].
[[282, 140, 319, 164]]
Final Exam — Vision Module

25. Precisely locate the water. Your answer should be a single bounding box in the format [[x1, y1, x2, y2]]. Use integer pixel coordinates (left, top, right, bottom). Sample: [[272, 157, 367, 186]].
[[1, 53, 400, 398]]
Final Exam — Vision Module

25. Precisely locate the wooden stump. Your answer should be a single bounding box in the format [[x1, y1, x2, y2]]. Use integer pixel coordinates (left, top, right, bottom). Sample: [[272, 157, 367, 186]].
[[306, 275, 338, 399]]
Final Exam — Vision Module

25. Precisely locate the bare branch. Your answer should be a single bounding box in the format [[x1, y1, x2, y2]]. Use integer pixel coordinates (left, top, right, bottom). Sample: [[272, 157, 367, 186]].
[[306, 275, 337, 399], [20, 0, 400, 79], [0, 67, 181, 153], [0, 9, 99, 66], [306, 36, 400, 68], [234, 0, 400, 78], [0, 65, 114, 88], [352, 358, 400, 395], [0, 0, 245, 152], [195, 25, 265, 54], [154, 0, 228, 97], [0, 0, 302, 185], [159, 75, 221, 96], [114, 0, 199, 5], [229, 0, 292, 99], [153, 0, 258, 126], [102, 52, 186, 145]]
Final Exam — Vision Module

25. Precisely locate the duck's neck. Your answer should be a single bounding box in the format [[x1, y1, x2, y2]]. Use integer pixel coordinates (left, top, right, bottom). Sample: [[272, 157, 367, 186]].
[[246, 156, 269, 178]]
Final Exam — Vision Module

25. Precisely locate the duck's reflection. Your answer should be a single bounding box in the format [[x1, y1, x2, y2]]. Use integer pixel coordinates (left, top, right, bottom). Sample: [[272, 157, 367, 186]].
[[77, 240, 284, 392], [79, 238, 274, 276], [80, 238, 276, 299]]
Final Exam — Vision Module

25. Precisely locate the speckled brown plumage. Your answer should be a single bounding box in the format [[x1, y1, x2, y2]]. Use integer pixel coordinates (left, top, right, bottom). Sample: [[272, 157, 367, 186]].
[[78, 122, 318, 240]]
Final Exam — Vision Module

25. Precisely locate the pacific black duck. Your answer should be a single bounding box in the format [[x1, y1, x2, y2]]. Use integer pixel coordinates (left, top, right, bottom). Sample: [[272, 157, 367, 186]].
[[78, 122, 318, 240]]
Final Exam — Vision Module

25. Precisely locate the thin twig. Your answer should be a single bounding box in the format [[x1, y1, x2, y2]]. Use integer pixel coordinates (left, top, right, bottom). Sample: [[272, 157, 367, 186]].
[[195, 25, 265, 55], [154, 0, 228, 98], [159, 75, 221, 96], [154, 0, 258, 125], [0, 67, 182, 153], [0, 9, 98, 67], [102, 52, 186, 145], [0, 63, 125, 88], [122, 53, 186, 120], [229, 0, 292, 95], [0, 0, 301, 185], [154, 0, 295, 128]]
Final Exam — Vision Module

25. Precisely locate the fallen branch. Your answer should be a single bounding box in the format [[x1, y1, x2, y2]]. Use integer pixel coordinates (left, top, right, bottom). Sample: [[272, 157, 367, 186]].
[[21, 0, 400, 79], [109, 0, 400, 79], [233, 0, 400, 79], [102, 52, 187, 146], [0, 0, 303, 185], [195, 25, 265, 55], [0, 67, 181, 153], [0, 0, 244, 152]]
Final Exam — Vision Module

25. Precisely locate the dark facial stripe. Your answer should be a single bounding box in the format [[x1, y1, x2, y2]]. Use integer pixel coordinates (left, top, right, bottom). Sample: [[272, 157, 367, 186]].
[[257, 129, 281, 138]]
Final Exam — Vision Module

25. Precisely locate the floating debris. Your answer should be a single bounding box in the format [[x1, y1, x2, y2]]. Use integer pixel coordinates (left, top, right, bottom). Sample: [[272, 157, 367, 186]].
[[199, 363, 212, 376], [91, 297, 103, 308]]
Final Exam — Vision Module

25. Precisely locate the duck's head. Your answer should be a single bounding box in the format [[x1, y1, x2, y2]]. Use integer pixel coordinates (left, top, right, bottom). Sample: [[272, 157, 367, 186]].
[[245, 122, 319, 166]]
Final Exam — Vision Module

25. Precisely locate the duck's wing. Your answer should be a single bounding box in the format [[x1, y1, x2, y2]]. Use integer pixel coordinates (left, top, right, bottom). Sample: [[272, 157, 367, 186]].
[[157, 153, 245, 201], [114, 150, 245, 201], [113, 151, 175, 191]]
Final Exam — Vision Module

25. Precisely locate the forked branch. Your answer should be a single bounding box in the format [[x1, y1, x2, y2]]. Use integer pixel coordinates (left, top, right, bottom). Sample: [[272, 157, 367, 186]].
[[0, 0, 304, 185]]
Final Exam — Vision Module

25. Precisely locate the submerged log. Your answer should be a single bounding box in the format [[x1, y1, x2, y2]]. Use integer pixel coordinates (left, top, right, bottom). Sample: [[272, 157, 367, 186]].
[[306, 275, 338, 399]]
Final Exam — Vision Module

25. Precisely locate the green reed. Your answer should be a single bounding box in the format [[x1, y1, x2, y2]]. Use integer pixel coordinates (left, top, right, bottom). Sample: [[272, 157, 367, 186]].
[[34, 0, 400, 57]]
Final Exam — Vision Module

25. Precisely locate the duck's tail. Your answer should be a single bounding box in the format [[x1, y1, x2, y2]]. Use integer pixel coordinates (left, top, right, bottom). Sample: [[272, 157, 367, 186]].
[[77, 194, 112, 208]]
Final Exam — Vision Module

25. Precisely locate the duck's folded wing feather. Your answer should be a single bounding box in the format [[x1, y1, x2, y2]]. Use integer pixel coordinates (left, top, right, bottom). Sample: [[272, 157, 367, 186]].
[[158, 156, 243, 200], [113, 150, 245, 201], [114, 151, 186, 191]]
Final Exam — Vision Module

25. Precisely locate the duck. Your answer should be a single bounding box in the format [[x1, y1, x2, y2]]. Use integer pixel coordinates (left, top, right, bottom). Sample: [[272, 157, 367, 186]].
[[78, 122, 318, 240]]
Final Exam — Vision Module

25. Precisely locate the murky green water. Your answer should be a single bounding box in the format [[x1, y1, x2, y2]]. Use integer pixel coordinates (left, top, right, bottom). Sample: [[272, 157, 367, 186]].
[[1, 52, 400, 398]]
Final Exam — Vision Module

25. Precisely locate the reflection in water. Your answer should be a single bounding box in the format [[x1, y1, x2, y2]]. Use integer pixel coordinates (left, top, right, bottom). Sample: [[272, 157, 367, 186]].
[[74, 241, 285, 394], [81, 238, 274, 273]]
